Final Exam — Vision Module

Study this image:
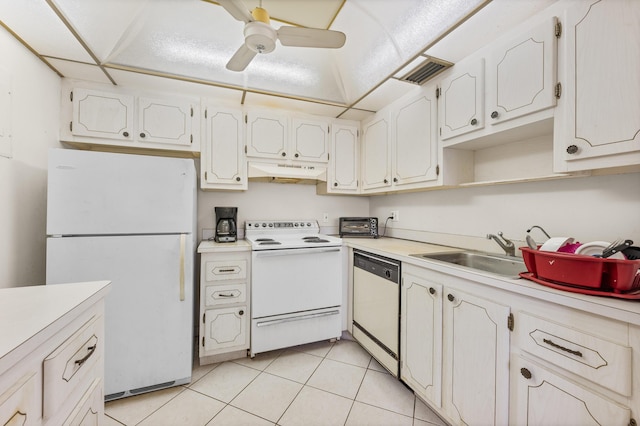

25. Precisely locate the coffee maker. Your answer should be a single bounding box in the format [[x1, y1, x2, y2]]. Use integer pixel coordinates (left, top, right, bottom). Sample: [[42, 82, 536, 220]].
[[214, 207, 237, 243]]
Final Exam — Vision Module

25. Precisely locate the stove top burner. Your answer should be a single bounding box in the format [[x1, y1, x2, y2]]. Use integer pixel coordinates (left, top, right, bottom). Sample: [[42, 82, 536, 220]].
[[256, 238, 275, 242], [259, 241, 282, 245], [304, 237, 330, 243]]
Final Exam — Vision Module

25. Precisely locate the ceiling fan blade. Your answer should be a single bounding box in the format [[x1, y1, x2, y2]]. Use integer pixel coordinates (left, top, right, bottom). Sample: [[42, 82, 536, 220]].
[[226, 44, 257, 71], [276, 26, 346, 49], [217, 0, 253, 23]]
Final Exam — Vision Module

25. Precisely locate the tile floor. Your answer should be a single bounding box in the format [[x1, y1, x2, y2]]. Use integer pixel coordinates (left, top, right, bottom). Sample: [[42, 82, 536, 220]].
[[104, 336, 448, 426]]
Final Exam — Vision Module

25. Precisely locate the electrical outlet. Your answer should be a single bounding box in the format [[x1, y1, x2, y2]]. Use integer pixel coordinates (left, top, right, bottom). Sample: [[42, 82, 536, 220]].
[[391, 210, 399, 222], [322, 213, 329, 223]]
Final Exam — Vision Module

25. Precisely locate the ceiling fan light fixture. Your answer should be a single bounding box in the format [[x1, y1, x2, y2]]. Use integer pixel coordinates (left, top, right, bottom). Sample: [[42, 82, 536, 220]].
[[244, 21, 276, 53]]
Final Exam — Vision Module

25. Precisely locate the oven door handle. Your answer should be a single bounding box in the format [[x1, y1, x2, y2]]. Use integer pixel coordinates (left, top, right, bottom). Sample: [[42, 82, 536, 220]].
[[254, 247, 341, 257], [256, 310, 340, 327]]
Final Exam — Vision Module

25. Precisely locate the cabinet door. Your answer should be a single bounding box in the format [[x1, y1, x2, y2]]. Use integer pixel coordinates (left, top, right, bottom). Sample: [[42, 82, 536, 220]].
[[72, 88, 133, 141], [514, 357, 630, 425], [361, 113, 391, 191], [202, 107, 247, 190], [556, 0, 640, 169], [291, 117, 329, 162], [0, 372, 36, 426], [442, 289, 510, 426], [487, 17, 558, 125], [328, 121, 359, 193], [203, 307, 248, 352], [137, 96, 193, 146], [393, 86, 439, 187], [439, 59, 484, 141], [246, 110, 288, 159], [400, 273, 442, 407]]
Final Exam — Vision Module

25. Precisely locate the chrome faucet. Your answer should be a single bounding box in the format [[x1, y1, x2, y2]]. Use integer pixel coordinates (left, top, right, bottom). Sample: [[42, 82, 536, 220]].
[[487, 232, 515, 257], [526, 225, 551, 239]]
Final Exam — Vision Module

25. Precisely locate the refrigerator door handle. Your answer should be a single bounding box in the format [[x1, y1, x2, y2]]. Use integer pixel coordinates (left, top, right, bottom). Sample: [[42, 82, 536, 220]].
[[179, 234, 186, 301]]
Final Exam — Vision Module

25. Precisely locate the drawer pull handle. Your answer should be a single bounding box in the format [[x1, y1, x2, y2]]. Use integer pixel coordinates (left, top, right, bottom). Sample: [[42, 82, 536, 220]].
[[218, 268, 237, 273], [543, 338, 582, 357], [75, 344, 97, 366], [218, 293, 236, 297]]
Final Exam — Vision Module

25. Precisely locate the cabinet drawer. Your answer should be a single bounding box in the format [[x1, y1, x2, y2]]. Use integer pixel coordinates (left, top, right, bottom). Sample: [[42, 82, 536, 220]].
[[204, 260, 247, 282], [204, 284, 247, 307], [62, 378, 102, 426], [518, 312, 631, 396], [43, 315, 103, 420], [0, 372, 37, 426]]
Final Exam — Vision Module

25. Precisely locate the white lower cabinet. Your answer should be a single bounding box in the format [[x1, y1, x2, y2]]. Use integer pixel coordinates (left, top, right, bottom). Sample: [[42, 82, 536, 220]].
[[514, 356, 630, 425], [199, 250, 251, 363], [400, 265, 510, 425]]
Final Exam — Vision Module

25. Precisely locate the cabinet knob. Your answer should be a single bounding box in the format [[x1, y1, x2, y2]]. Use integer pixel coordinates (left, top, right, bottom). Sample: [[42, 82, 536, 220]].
[[295, 153, 299, 158], [139, 132, 146, 138], [334, 182, 338, 187], [384, 179, 389, 184], [470, 118, 478, 126], [447, 294, 455, 302], [281, 152, 287, 157], [236, 177, 241, 182], [123, 131, 129, 137], [429, 287, 436, 295], [566, 145, 579, 155], [520, 368, 532, 380], [239, 310, 244, 316], [491, 111, 499, 119], [393, 177, 398, 183]]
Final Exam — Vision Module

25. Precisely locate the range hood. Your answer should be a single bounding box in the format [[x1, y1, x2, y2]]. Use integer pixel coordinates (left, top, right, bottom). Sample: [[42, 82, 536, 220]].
[[247, 162, 327, 184]]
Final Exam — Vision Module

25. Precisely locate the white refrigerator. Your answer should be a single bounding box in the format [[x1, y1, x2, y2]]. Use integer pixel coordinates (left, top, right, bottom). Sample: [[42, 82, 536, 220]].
[[46, 148, 197, 401]]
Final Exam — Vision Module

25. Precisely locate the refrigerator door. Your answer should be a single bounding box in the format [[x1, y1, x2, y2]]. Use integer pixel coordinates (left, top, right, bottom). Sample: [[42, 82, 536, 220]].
[[47, 149, 196, 236], [46, 234, 193, 399]]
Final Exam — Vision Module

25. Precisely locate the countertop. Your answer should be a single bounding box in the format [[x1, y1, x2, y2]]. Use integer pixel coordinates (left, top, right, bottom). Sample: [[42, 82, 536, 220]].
[[0, 280, 111, 375], [198, 240, 251, 253], [343, 237, 640, 326]]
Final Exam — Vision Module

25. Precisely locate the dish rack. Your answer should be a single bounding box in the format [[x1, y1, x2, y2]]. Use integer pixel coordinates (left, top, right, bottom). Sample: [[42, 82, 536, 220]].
[[519, 247, 640, 299]]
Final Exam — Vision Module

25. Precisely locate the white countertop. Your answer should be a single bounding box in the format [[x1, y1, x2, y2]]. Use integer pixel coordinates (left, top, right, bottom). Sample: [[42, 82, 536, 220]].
[[198, 240, 251, 253], [0, 281, 111, 374], [344, 237, 640, 326]]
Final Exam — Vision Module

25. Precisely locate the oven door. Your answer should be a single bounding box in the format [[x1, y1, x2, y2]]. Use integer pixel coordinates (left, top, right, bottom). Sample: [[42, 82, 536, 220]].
[[251, 246, 343, 318]]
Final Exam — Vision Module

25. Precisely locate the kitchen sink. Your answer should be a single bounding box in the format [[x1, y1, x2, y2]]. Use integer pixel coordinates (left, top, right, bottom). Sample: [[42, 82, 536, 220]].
[[410, 251, 526, 278]]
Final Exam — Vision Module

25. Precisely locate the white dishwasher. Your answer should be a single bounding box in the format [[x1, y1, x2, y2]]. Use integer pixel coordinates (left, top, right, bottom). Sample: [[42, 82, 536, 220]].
[[352, 250, 400, 377]]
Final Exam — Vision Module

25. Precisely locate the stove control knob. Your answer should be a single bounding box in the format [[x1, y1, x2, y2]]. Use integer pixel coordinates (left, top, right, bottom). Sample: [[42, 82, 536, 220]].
[[294, 223, 299, 227], [268, 223, 273, 227], [307, 222, 311, 227], [261, 223, 267, 227]]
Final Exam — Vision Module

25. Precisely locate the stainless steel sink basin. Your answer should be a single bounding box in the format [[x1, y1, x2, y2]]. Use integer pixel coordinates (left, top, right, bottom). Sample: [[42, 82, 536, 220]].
[[410, 251, 526, 278]]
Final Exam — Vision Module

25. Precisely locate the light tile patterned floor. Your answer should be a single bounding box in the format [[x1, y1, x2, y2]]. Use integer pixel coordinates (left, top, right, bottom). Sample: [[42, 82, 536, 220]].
[[105, 337, 448, 426]]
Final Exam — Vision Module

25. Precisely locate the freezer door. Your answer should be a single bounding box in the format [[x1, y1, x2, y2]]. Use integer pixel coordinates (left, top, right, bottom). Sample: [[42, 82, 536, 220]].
[[47, 149, 196, 235], [46, 234, 193, 398]]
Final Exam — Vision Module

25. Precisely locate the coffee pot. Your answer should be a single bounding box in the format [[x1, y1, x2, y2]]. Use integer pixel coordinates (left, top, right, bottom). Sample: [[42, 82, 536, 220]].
[[214, 207, 237, 243]]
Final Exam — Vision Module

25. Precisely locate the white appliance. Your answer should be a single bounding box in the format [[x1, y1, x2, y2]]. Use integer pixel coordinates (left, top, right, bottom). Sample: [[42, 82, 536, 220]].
[[352, 250, 401, 377], [45, 148, 196, 401], [245, 220, 343, 356]]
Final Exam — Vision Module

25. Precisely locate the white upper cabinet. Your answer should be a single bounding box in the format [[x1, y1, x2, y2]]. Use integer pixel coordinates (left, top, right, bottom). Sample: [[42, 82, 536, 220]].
[[326, 120, 359, 194], [439, 59, 485, 142], [245, 109, 288, 160], [291, 117, 330, 162], [137, 96, 194, 147], [360, 112, 391, 192], [486, 17, 558, 126], [392, 84, 440, 188], [201, 106, 247, 191], [63, 82, 200, 155], [72, 88, 134, 141], [554, 0, 640, 171]]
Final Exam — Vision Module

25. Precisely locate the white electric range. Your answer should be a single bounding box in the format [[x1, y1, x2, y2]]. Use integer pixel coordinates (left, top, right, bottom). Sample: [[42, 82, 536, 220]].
[[245, 220, 343, 356]]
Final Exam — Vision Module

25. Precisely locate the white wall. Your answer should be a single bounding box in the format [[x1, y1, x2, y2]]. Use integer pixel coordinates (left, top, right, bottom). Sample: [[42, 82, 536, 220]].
[[197, 181, 369, 240], [370, 172, 640, 255], [0, 28, 62, 288]]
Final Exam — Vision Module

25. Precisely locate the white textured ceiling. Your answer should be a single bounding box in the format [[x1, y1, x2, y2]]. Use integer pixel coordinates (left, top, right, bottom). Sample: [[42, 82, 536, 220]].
[[0, 0, 557, 116]]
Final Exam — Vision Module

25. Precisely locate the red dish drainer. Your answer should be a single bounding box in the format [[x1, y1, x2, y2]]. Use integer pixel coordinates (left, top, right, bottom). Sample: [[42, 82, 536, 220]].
[[519, 247, 640, 299]]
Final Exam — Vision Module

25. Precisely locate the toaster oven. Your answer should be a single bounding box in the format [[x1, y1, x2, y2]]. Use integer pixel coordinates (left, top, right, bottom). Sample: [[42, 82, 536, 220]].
[[339, 217, 378, 238]]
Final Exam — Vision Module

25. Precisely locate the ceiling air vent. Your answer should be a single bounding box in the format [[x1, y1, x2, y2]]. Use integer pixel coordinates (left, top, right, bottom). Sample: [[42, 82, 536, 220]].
[[400, 56, 453, 85]]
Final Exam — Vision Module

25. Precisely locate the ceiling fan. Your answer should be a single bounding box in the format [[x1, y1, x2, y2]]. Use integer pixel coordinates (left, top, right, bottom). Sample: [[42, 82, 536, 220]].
[[216, 0, 347, 71]]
